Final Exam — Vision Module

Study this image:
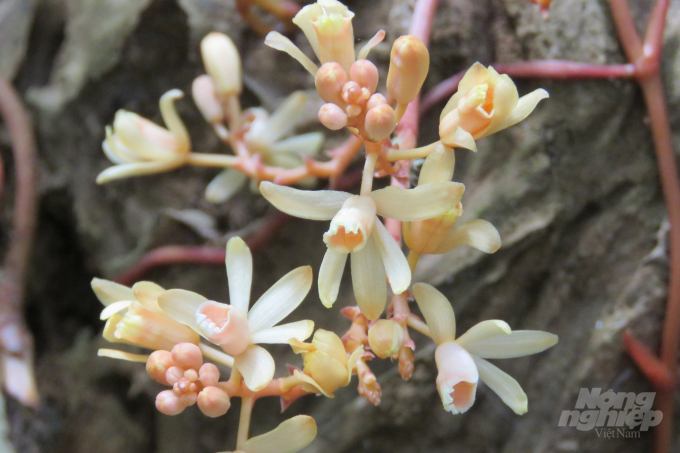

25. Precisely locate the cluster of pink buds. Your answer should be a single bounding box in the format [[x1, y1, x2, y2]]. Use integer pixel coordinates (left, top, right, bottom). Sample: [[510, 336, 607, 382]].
[[147, 343, 231, 418]]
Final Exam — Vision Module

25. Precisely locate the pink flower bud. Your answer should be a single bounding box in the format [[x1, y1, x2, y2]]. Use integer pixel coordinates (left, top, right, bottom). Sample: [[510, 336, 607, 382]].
[[179, 392, 198, 407], [192, 75, 223, 125], [165, 366, 185, 386], [318, 103, 348, 131], [156, 390, 187, 416], [199, 363, 221, 387], [184, 369, 198, 382], [171, 343, 203, 371], [341, 81, 365, 105], [350, 59, 379, 95], [364, 104, 396, 142], [315, 62, 348, 104], [146, 350, 175, 385], [196, 301, 250, 355], [197, 386, 231, 418], [366, 93, 387, 111]]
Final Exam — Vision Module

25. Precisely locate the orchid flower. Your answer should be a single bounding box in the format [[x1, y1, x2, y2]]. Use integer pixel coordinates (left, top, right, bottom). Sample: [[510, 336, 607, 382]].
[[157, 237, 314, 391], [413, 283, 558, 414], [260, 180, 464, 319]]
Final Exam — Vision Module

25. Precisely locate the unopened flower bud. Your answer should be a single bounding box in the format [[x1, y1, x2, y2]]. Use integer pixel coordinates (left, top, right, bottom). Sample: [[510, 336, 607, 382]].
[[201, 32, 242, 97], [196, 301, 250, 356], [365, 104, 396, 142], [156, 389, 187, 416], [165, 366, 185, 386], [386, 35, 430, 105], [171, 343, 203, 371], [318, 103, 348, 130], [199, 363, 221, 387], [147, 350, 175, 385], [192, 75, 223, 125], [368, 320, 407, 359], [350, 59, 379, 95], [341, 81, 365, 105], [315, 62, 348, 104], [197, 386, 231, 417], [366, 93, 387, 111]]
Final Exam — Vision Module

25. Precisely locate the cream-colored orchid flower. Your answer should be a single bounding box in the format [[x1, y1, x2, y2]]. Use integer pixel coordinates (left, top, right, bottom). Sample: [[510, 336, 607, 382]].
[[91, 279, 200, 360], [260, 180, 464, 319], [218, 415, 317, 453], [413, 283, 558, 415], [288, 329, 363, 397], [439, 63, 549, 152], [97, 89, 191, 184], [205, 91, 324, 203], [157, 237, 314, 392], [265, 0, 356, 76], [403, 144, 501, 255]]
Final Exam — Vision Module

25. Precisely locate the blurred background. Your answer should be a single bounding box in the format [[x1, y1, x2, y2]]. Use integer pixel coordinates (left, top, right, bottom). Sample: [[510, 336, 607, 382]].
[[0, 0, 679, 451]]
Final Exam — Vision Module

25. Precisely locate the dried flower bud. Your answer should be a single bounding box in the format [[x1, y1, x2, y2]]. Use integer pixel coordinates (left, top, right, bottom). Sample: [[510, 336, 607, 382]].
[[323, 195, 377, 253], [197, 386, 231, 417], [196, 301, 250, 356], [350, 59, 379, 95], [386, 35, 429, 105], [171, 343, 203, 371], [315, 62, 348, 104], [368, 319, 407, 359], [192, 75, 223, 125], [365, 104, 396, 142], [156, 389, 187, 415], [318, 103, 348, 130], [200, 32, 242, 97], [147, 350, 175, 385]]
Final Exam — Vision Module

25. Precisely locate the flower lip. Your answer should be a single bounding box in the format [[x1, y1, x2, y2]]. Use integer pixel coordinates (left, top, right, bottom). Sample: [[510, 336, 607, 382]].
[[196, 301, 250, 355], [323, 195, 377, 253], [435, 342, 479, 414]]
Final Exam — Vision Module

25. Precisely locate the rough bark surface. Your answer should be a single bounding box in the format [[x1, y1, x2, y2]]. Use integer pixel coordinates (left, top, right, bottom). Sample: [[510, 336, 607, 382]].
[[0, 0, 678, 452]]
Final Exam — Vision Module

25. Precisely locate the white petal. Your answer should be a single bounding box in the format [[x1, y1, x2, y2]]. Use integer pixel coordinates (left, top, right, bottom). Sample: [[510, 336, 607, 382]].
[[370, 182, 465, 221], [455, 320, 511, 347], [132, 281, 165, 312], [98, 349, 149, 363], [250, 320, 314, 344], [264, 31, 319, 77], [372, 219, 411, 294], [100, 301, 131, 320], [157, 289, 207, 332], [437, 219, 501, 254], [318, 249, 348, 308], [235, 415, 317, 453], [448, 126, 477, 152], [96, 160, 183, 184], [472, 355, 528, 415], [205, 168, 248, 203], [260, 181, 351, 220], [265, 91, 307, 142], [159, 89, 190, 153], [247, 266, 313, 332], [269, 133, 324, 156], [412, 283, 456, 344], [464, 330, 558, 359], [91, 278, 134, 306], [487, 88, 549, 135], [226, 237, 253, 315], [234, 345, 275, 391], [357, 29, 385, 60], [350, 234, 387, 320]]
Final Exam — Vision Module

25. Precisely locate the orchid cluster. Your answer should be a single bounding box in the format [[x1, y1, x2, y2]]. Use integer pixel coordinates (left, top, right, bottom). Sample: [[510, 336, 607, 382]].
[[92, 1, 558, 452]]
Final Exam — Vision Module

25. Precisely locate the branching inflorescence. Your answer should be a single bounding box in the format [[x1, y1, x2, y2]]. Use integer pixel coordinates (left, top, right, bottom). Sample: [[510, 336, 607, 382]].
[[92, 1, 558, 451]]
